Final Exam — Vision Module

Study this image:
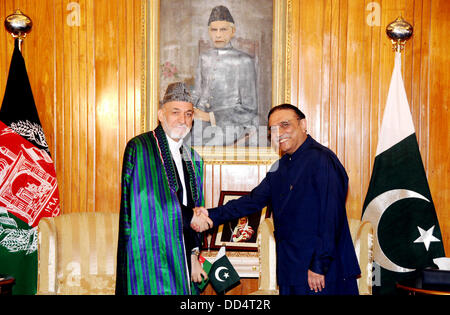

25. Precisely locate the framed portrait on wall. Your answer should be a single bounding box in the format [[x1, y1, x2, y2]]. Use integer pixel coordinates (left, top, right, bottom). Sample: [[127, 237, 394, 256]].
[[204, 191, 271, 252], [144, 0, 292, 163]]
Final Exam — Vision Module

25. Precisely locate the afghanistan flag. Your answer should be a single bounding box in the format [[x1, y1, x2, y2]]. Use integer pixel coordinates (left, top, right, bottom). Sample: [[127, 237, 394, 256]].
[[0, 39, 60, 294], [208, 247, 240, 294], [361, 52, 445, 295], [196, 254, 212, 292]]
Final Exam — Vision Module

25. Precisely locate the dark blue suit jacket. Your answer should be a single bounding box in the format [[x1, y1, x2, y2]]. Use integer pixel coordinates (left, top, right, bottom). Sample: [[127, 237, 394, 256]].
[[208, 136, 361, 291]]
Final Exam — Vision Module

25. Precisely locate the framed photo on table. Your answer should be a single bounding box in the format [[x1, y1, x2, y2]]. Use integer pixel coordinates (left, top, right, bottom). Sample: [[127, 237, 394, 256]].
[[204, 191, 271, 252], [143, 0, 292, 163]]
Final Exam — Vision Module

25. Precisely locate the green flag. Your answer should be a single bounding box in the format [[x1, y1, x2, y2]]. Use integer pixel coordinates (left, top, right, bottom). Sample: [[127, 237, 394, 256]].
[[362, 52, 445, 295], [195, 254, 212, 292], [208, 247, 240, 294]]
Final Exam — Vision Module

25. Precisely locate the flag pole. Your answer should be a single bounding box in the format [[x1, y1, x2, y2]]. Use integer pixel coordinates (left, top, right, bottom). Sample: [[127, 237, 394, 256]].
[[386, 16, 413, 53], [4, 9, 33, 51]]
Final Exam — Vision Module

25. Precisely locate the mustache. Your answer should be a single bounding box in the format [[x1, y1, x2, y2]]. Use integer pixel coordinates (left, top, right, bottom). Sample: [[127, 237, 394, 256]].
[[272, 134, 290, 142], [173, 124, 189, 130], [175, 124, 190, 138]]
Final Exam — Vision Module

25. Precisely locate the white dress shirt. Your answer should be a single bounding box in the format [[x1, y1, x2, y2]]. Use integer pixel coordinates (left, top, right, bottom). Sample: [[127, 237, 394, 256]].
[[167, 136, 187, 206], [167, 136, 200, 257]]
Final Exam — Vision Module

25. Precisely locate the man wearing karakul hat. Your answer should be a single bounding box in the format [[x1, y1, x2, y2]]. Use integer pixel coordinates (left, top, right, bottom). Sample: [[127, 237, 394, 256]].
[[190, 5, 259, 146], [116, 82, 208, 295]]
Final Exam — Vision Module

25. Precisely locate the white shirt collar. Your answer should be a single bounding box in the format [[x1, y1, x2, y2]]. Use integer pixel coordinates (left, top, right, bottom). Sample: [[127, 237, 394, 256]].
[[166, 135, 183, 153], [166, 135, 187, 206]]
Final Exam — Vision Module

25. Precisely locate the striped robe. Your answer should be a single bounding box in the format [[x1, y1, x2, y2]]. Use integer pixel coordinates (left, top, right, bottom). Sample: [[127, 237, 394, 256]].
[[115, 125, 204, 295]]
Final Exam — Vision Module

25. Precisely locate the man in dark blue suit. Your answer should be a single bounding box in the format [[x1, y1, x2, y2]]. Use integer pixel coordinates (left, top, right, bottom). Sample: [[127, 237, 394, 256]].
[[191, 104, 361, 295]]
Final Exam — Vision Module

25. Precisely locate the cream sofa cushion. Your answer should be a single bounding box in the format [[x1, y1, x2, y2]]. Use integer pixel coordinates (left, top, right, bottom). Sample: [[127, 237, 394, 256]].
[[37, 212, 119, 295]]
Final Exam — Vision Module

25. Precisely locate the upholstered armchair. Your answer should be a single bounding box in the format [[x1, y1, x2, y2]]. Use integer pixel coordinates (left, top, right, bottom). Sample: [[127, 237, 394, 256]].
[[249, 217, 279, 295], [250, 217, 374, 295], [37, 212, 119, 295], [348, 218, 374, 295]]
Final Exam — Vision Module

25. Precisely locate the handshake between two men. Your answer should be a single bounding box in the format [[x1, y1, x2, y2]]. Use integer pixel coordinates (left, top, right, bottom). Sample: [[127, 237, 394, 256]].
[[191, 207, 213, 232]]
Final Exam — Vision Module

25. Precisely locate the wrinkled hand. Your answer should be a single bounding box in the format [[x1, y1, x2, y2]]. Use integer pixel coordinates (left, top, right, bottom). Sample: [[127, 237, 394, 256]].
[[191, 255, 208, 283], [190, 207, 213, 232], [308, 269, 325, 293]]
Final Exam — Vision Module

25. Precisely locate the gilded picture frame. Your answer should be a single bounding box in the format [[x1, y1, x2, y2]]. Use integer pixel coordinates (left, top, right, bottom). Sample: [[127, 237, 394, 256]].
[[142, 0, 292, 164]]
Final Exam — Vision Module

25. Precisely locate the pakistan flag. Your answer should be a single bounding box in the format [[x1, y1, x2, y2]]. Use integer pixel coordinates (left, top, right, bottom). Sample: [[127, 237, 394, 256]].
[[362, 52, 445, 295], [209, 247, 240, 294]]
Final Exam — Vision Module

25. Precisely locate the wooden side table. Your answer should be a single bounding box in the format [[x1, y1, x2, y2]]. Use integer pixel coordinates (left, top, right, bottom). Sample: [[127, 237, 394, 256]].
[[396, 278, 450, 295], [0, 275, 15, 295]]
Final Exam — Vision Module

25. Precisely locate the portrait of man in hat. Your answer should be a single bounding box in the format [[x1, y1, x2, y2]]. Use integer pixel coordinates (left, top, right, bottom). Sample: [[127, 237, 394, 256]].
[[158, 1, 273, 148], [189, 5, 258, 146]]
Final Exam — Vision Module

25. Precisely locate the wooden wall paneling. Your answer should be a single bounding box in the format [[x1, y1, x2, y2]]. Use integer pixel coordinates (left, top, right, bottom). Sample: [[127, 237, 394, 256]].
[[296, 0, 324, 142], [321, 0, 332, 149], [62, 0, 75, 213], [414, 0, 432, 169], [289, 0, 300, 108], [408, 0, 421, 150], [328, 0, 341, 156], [344, 0, 366, 219], [368, 0, 381, 189], [70, 0, 81, 214], [403, 0, 429, 168], [429, 0, 450, 254], [56, 0, 67, 212], [125, 0, 143, 198], [94, 0, 119, 213], [118, 0, 128, 204], [360, 0, 376, 214], [336, 0, 348, 167], [134, 0, 144, 137], [31, 0, 55, 158], [77, 0, 89, 213], [49, 0, 62, 206], [124, 0, 135, 148], [0, 1, 9, 96], [0, 2, 3, 95], [373, 0, 393, 213], [54, 0, 65, 212], [86, 0, 96, 213], [135, 0, 143, 137], [360, 0, 375, 214]]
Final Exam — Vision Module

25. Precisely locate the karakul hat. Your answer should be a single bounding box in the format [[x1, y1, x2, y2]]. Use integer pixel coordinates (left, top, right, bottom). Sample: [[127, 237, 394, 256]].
[[208, 5, 235, 25], [161, 82, 193, 105]]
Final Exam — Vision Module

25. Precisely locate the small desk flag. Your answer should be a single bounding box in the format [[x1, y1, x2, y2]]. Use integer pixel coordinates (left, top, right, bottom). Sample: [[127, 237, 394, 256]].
[[208, 246, 240, 294]]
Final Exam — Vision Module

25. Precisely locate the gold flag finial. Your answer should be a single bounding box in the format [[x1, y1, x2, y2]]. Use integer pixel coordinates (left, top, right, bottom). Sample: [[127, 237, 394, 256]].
[[4, 9, 33, 51], [386, 16, 413, 53]]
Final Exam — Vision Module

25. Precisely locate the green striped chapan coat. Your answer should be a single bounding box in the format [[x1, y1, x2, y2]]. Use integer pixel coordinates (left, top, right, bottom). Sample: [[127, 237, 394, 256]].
[[115, 125, 204, 295]]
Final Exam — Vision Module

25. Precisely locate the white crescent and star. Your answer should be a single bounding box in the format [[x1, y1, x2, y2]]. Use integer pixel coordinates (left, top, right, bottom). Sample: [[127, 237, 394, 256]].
[[414, 225, 440, 250], [362, 189, 441, 273], [214, 266, 230, 282]]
